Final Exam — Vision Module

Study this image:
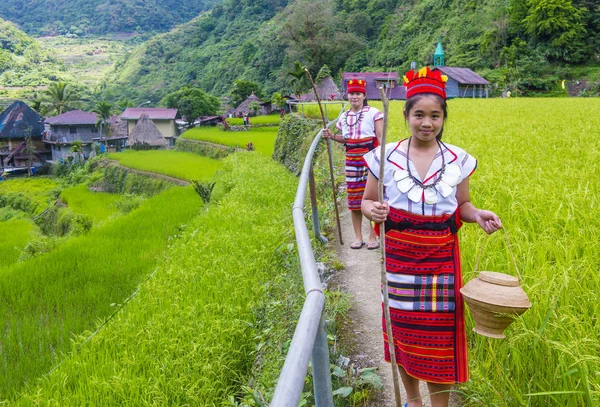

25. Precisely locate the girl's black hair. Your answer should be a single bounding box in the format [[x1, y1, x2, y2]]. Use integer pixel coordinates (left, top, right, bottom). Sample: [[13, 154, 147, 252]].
[[363, 97, 369, 106], [403, 93, 448, 141]]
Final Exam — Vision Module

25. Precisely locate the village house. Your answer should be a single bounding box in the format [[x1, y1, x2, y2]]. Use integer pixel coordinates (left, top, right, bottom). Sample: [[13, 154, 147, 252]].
[[43, 110, 124, 161], [232, 93, 264, 117], [120, 108, 179, 147], [0, 101, 50, 169]]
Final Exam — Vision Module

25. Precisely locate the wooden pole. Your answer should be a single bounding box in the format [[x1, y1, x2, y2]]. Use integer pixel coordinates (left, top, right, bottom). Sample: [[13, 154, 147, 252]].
[[378, 86, 403, 407], [304, 68, 344, 245]]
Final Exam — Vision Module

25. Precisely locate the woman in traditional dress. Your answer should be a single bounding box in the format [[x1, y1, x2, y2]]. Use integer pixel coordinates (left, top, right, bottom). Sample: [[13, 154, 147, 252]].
[[323, 79, 383, 250], [361, 67, 502, 407]]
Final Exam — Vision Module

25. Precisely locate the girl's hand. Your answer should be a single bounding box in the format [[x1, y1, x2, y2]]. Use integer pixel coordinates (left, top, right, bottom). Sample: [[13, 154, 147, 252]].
[[476, 210, 503, 234], [370, 201, 389, 224], [322, 128, 334, 140]]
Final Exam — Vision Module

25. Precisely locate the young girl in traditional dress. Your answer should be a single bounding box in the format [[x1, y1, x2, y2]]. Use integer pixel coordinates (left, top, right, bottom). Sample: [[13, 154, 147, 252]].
[[323, 79, 383, 250], [361, 67, 502, 407]]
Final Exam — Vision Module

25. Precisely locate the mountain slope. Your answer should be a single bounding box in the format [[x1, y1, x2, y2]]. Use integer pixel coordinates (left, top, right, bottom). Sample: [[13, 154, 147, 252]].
[[0, 0, 220, 36], [100, 0, 600, 103]]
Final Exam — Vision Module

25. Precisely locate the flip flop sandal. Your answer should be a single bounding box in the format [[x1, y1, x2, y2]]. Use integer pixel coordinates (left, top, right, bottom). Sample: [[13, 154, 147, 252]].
[[350, 241, 365, 249], [367, 241, 380, 250]]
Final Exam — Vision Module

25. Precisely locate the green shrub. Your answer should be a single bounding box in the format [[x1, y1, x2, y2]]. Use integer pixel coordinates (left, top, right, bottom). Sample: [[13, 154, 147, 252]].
[[272, 114, 321, 175]]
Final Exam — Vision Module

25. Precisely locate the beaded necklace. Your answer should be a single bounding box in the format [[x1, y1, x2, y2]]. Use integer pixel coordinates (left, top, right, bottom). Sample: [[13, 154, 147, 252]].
[[344, 108, 364, 128]]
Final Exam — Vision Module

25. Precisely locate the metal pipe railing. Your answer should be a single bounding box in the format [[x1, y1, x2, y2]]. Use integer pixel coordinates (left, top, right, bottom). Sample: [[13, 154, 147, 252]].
[[271, 111, 344, 406]]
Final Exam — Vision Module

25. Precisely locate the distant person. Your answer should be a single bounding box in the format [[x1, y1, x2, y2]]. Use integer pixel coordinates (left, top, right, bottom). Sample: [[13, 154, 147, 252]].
[[362, 67, 502, 407], [322, 79, 382, 250]]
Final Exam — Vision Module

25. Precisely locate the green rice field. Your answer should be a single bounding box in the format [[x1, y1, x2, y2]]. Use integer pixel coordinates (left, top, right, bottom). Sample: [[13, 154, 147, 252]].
[[0, 218, 38, 265], [182, 126, 278, 156], [106, 150, 223, 181], [226, 114, 281, 126], [0, 177, 59, 214], [60, 184, 120, 223], [0, 186, 203, 400], [12, 153, 298, 405]]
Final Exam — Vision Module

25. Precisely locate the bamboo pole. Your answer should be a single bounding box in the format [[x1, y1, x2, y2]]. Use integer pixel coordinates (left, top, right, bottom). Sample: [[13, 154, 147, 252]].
[[304, 68, 343, 245], [378, 86, 403, 407]]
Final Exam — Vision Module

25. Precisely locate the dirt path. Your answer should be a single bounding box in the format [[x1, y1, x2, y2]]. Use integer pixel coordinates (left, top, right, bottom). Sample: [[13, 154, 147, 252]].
[[333, 206, 461, 407]]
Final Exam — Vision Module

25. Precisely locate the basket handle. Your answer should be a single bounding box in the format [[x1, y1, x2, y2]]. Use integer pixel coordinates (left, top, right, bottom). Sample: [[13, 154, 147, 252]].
[[474, 228, 523, 282]]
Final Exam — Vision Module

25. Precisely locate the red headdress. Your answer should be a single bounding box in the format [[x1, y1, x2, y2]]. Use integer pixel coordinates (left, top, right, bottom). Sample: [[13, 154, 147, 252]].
[[347, 79, 366, 94], [403, 67, 448, 99]]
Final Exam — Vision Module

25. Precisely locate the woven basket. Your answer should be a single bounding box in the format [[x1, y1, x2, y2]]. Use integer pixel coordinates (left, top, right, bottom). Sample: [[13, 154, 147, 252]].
[[461, 271, 531, 339]]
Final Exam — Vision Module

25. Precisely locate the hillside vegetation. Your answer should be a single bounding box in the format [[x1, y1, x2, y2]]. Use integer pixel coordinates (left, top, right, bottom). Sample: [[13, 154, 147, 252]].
[[0, 0, 220, 36], [0, 19, 68, 89], [99, 0, 600, 103]]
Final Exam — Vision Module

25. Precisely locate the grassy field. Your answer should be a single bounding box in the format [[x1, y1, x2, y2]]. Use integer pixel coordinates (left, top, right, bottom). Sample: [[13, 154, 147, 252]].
[[0, 186, 203, 401], [106, 150, 223, 182], [182, 126, 279, 156], [0, 218, 38, 266], [14, 153, 299, 405], [60, 184, 120, 223], [226, 114, 281, 126], [0, 177, 59, 214]]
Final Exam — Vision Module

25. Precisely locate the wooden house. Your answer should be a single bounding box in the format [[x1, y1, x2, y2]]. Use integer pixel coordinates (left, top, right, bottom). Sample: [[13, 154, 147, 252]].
[[120, 108, 179, 147], [0, 101, 50, 168], [432, 67, 489, 98], [341, 72, 406, 100], [43, 110, 125, 160]]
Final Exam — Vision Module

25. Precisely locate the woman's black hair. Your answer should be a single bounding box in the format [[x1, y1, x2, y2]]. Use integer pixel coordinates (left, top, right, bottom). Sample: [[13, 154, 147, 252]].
[[363, 97, 369, 106], [403, 93, 448, 141]]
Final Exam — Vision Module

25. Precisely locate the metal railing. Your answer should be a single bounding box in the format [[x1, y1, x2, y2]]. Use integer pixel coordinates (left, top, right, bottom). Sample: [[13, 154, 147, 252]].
[[271, 110, 345, 406]]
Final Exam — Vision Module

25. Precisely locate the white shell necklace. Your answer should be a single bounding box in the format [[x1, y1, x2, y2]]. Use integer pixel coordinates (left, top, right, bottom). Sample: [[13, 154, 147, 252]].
[[393, 138, 462, 204]]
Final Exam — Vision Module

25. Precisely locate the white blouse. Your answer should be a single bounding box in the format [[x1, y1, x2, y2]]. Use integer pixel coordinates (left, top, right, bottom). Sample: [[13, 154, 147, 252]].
[[363, 140, 477, 216], [336, 106, 383, 140]]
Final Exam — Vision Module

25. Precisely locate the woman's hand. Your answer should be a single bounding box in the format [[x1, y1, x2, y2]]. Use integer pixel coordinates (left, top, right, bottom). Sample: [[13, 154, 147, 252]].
[[476, 210, 503, 234], [370, 201, 389, 224]]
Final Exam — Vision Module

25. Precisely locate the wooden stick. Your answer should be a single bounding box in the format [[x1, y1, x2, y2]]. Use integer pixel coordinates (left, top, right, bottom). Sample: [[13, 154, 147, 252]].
[[378, 86, 403, 407], [304, 68, 343, 244]]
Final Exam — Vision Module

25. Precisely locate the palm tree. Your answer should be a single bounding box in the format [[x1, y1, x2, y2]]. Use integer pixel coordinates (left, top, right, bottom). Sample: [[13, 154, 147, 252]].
[[288, 61, 310, 97], [44, 82, 77, 115], [92, 101, 114, 151]]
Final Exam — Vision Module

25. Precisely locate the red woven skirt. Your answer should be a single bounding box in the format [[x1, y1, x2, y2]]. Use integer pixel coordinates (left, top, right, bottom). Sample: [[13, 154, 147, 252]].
[[345, 137, 377, 211], [381, 208, 468, 384]]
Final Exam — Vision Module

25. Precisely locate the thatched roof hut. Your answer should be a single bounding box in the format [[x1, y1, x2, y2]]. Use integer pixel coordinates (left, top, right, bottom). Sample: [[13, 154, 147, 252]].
[[302, 76, 343, 101], [126, 113, 167, 148], [233, 93, 263, 116]]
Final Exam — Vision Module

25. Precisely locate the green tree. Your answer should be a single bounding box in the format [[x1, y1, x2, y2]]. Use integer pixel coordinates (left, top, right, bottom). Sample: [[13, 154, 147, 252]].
[[248, 101, 261, 116], [44, 82, 77, 115], [116, 98, 135, 112], [71, 140, 83, 163], [287, 61, 310, 97], [271, 92, 286, 110], [161, 86, 219, 127], [229, 80, 264, 108], [92, 101, 114, 150], [315, 64, 332, 83], [23, 127, 36, 176], [523, 0, 587, 61]]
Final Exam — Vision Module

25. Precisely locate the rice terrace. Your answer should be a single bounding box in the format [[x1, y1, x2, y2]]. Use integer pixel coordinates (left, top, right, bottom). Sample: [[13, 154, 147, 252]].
[[0, 97, 597, 406], [0, 0, 599, 405]]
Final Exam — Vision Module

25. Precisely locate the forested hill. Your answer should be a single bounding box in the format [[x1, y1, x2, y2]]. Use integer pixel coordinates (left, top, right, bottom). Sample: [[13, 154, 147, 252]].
[[0, 0, 220, 36], [98, 0, 600, 103], [0, 18, 63, 83]]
